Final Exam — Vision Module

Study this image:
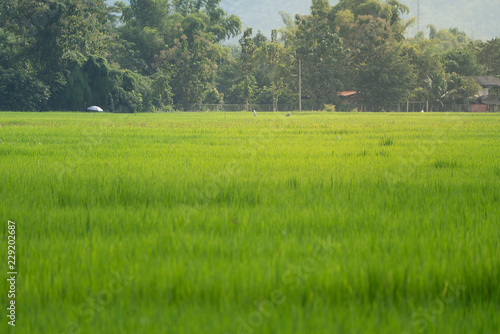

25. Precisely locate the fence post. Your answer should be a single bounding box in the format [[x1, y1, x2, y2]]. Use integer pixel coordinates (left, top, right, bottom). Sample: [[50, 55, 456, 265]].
[[406, 101, 409, 112], [426, 101, 429, 112]]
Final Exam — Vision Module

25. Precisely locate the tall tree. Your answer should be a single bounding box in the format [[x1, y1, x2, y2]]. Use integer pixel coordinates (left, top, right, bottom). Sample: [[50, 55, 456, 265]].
[[117, 0, 240, 107], [475, 38, 500, 76], [332, 0, 413, 41], [265, 30, 283, 111], [443, 47, 483, 76], [0, 0, 117, 111], [346, 15, 414, 110], [6, 0, 112, 78], [421, 70, 479, 107], [162, 26, 223, 106], [129, 0, 170, 29], [295, 0, 346, 109], [236, 28, 257, 110]]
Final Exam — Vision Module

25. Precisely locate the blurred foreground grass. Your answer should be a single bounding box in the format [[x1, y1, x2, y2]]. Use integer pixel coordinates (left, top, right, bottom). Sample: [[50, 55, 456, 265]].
[[0, 111, 499, 333]]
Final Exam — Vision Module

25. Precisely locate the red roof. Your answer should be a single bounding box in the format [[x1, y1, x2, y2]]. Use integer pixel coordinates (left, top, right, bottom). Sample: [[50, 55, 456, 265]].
[[338, 91, 357, 97]]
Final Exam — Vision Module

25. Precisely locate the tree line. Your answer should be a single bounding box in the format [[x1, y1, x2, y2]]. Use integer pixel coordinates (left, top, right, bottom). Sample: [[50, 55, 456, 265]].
[[0, 0, 499, 112]]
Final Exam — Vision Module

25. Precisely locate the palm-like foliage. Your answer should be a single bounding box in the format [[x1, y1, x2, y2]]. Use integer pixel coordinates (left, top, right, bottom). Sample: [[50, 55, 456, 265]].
[[423, 70, 456, 107]]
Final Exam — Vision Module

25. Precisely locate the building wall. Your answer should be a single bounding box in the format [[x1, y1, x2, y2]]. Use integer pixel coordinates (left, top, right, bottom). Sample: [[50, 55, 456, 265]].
[[471, 104, 487, 112]]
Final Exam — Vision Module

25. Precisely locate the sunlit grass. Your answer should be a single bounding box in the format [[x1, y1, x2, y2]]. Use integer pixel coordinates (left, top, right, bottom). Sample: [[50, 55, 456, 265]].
[[0, 111, 499, 333]]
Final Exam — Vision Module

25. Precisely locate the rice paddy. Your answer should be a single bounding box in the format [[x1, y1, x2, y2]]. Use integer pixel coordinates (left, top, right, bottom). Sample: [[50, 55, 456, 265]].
[[0, 111, 499, 334]]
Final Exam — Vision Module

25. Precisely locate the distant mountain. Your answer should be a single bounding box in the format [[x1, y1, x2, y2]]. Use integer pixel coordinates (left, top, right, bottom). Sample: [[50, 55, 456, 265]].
[[408, 0, 500, 41], [106, 0, 500, 41]]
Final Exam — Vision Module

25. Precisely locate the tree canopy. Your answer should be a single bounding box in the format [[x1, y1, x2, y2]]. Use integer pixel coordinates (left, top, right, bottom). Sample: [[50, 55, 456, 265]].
[[0, 0, 498, 111]]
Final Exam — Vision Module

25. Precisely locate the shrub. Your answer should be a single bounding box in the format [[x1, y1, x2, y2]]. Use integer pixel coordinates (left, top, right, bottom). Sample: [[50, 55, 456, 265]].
[[0, 69, 50, 111]]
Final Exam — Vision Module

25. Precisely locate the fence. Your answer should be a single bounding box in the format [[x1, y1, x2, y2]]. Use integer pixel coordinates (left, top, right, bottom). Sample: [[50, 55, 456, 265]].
[[335, 102, 475, 112], [173, 102, 498, 112], [175, 103, 304, 112]]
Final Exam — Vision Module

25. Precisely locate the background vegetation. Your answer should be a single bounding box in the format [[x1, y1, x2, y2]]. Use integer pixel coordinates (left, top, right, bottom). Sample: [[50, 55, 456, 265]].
[[0, 0, 499, 112]]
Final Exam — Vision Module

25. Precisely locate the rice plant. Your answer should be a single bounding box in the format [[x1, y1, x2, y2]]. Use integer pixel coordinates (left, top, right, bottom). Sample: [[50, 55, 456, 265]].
[[0, 111, 499, 334]]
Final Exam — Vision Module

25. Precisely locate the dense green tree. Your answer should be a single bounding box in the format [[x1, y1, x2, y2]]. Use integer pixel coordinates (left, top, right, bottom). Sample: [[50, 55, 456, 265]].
[[172, 0, 240, 42], [422, 69, 454, 106], [444, 73, 481, 104], [426, 25, 471, 51], [129, 0, 170, 29], [443, 47, 483, 76], [163, 29, 222, 106], [403, 40, 441, 87], [332, 0, 413, 41], [150, 70, 174, 109], [49, 62, 91, 110], [116, 0, 240, 107], [235, 28, 257, 110], [404, 26, 485, 105], [0, 28, 18, 70], [0, 68, 49, 111], [264, 30, 285, 111], [475, 38, 500, 75], [420, 70, 479, 107], [215, 49, 240, 104], [347, 15, 414, 110], [0, 0, 493, 112], [277, 11, 298, 46], [294, 0, 346, 109], [0, 0, 118, 111], [116, 25, 166, 74], [82, 56, 116, 108], [10, 0, 111, 77], [226, 26, 297, 109], [252, 30, 268, 48]]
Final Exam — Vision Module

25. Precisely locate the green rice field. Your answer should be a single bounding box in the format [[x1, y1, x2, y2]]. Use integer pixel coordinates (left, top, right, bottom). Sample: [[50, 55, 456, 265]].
[[1, 111, 499, 334]]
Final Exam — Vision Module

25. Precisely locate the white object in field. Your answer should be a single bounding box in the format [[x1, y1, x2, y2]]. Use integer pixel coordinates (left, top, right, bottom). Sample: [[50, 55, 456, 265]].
[[253, 110, 257, 117], [87, 106, 103, 112], [285, 112, 291, 117], [421, 109, 424, 112]]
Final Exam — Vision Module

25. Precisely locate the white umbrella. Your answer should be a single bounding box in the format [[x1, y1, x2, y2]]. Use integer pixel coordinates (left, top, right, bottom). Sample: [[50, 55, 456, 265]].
[[87, 106, 103, 112]]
